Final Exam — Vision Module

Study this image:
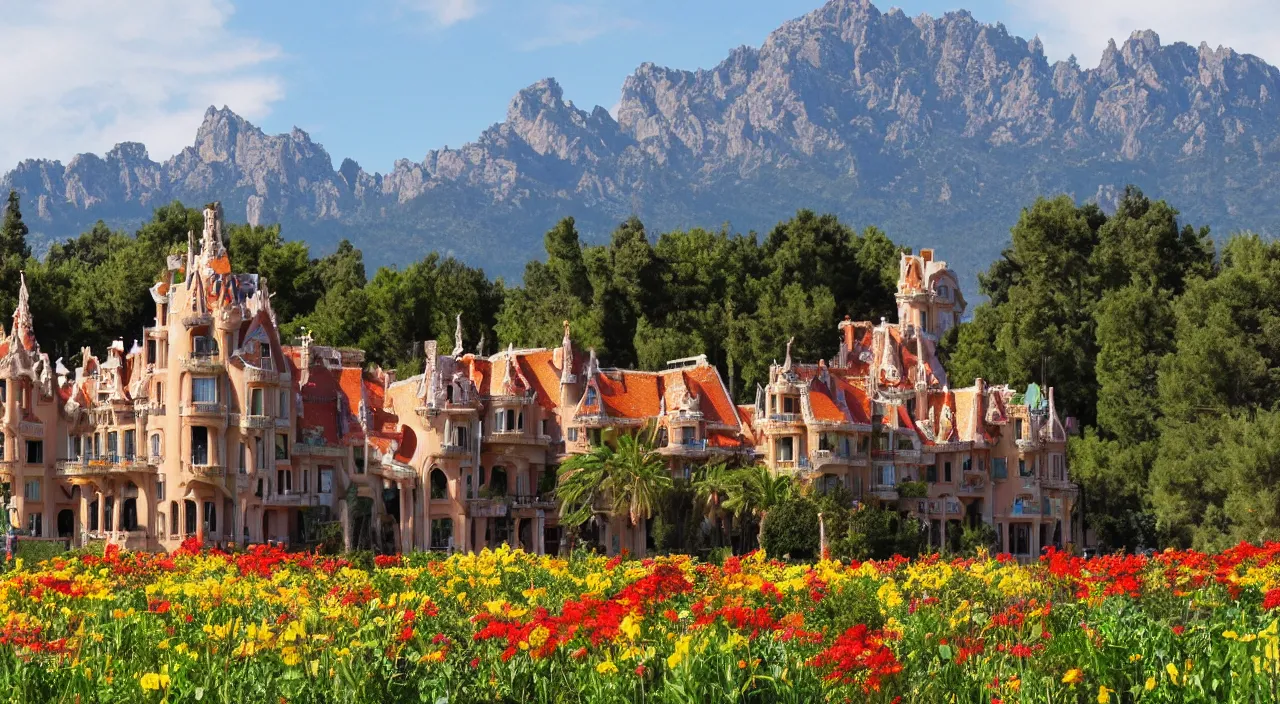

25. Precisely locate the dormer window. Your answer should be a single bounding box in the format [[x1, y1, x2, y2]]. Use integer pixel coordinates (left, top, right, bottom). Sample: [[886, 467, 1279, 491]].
[[585, 387, 597, 405]]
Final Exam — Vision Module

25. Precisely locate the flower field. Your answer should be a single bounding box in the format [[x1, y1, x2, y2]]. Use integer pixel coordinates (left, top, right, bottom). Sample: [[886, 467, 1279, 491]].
[[3, 542, 1280, 703]]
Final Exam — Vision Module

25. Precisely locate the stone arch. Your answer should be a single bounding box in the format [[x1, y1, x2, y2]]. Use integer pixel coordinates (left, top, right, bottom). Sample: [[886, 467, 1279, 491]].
[[429, 468, 448, 500]]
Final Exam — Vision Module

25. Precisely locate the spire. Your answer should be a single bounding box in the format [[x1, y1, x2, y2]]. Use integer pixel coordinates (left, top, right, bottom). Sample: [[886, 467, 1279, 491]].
[[476, 332, 486, 357], [783, 336, 794, 372], [560, 319, 576, 384], [200, 202, 226, 260], [451, 313, 464, 357], [13, 270, 30, 331]]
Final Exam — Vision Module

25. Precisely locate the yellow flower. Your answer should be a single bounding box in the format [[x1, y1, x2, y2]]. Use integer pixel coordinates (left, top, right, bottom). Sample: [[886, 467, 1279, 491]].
[[596, 659, 618, 675], [1128, 653, 1142, 663], [1062, 668, 1083, 685], [421, 650, 445, 663], [620, 615, 641, 641], [1166, 662, 1179, 685], [138, 668, 170, 691], [1145, 676, 1157, 691], [1223, 630, 1240, 640], [1097, 685, 1112, 703]]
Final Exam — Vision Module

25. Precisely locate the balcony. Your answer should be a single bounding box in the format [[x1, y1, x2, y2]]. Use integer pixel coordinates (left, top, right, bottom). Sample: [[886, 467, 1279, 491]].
[[244, 366, 280, 384], [262, 493, 303, 507], [146, 326, 166, 339], [415, 400, 478, 418], [511, 494, 557, 510], [1041, 477, 1074, 491], [659, 439, 710, 457], [482, 430, 550, 446], [182, 313, 213, 328], [810, 449, 868, 468], [761, 413, 804, 428], [465, 497, 509, 518], [188, 463, 226, 480], [1015, 438, 1041, 452], [239, 414, 274, 430], [957, 479, 987, 496], [376, 461, 417, 482], [182, 402, 227, 419], [17, 419, 44, 437], [871, 483, 899, 501], [56, 455, 155, 477], [1010, 499, 1043, 517], [0, 459, 16, 480], [433, 444, 471, 458], [180, 353, 224, 374]]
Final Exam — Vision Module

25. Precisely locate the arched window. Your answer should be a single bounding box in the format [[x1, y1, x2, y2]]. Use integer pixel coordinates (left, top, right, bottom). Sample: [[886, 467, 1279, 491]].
[[430, 518, 453, 550], [122, 498, 138, 531], [430, 469, 448, 500], [170, 501, 179, 536], [489, 466, 508, 497]]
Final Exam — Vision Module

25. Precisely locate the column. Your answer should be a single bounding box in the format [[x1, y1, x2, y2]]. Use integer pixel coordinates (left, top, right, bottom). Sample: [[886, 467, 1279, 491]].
[[512, 517, 522, 551], [96, 491, 106, 538], [340, 499, 352, 552], [137, 480, 150, 548], [195, 495, 206, 545], [42, 475, 54, 539], [424, 503, 432, 552], [456, 514, 467, 553], [235, 497, 245, 547], [535, 511, 545, 555], [406, 484, 417, 552], [1030, 520, 1041, 559], [398, 483, 410, 554], [79, 489, 89, 547], [112, 484, 124, 541]]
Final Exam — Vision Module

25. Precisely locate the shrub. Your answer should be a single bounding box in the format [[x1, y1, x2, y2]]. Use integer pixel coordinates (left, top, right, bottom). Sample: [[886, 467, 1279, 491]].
[[15, 539, 68, 567], [896, 481, 929, 499], [760, 498, 819, 560], [960, 523, 998, 556]]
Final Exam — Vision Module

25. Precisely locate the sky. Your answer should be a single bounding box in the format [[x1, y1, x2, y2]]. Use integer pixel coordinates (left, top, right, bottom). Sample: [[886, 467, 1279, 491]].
[[3, 0, 1280, 173]]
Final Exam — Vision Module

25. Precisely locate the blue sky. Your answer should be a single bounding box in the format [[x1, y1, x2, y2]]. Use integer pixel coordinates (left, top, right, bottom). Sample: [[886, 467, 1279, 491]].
[[3, 0, 1279, 173]]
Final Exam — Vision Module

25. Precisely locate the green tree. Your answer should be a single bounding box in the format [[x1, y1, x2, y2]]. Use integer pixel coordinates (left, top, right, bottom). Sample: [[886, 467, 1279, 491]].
[[724, 464, 796, 550]]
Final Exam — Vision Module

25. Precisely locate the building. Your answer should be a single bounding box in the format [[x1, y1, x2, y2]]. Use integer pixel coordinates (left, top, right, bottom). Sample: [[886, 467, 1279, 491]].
[[0, 205, 1075, 559]]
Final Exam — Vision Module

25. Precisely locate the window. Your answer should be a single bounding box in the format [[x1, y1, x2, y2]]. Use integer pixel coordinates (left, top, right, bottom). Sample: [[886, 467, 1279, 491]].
[[156, 481, 165, 502], [104, 498, 114, 532], [938, 285, 949, 300], [783, 396, 797, 414], [191, 427, 209, 465], [277, 469, 292, 493], [0, 379, 6, 403], [681, 426, 696, 445], [203, 501, 217, 533], [107, 431, 119, 458], [776, 437, 794, 462], [993, 458, 1008, 480], [453, 425, 469, 449], [251, 388, 264, 415], [147, 340, 157, 364], [1011, 524, 1031, 555], [27, 513, 41, 535], [256, 438, 267, 470], [255, 478, 264, 498], [541, 419, 549, 437], [155, 382, 163, 401], [584, 387, 597, 405], [278, 391, 287, 418], [588, 429, 602, 446], [353, 450, 365, 474], [158, 513, 166, 538], [1051, 454, 1064, 480], [192, 335, 215, 355], [943, 461, 952, 483], [122, 499, 138, 531], [567, 427, 579, 442], [149, 433, 160, 459], [275, 434, 289, 460], [23, 479, 40, 501], [302, 469, 309, 493], [1015, 419, 1024, 440], [920, 311, 929, 332], [319, 468, 333, 494], [0, 434, 5, 461], [26, 440, 42, 464], [429, 469, 448, 500], [517, 412, 523, 430], [431, 518, 453, 550], [926, 464, 937, 482], [1019, 459, 1029, 477], [170, 502, 179, 536], [124, 430, 136, 459], [93, 434, 101, 459], [239, 442, 246, 474], [192, 377, 217, 403]]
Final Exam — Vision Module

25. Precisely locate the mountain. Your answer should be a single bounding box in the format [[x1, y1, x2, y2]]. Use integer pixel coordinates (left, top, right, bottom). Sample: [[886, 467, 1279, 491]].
[[7, 0, 1280, 286]]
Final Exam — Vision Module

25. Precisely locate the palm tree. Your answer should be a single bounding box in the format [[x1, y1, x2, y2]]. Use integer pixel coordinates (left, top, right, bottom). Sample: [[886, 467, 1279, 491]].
[[555, 441, 613, 550], [606, 432, 673, 535], [724, 464, 796, 551], [693, 462, 734, 548], [555, 427, 671, 554]]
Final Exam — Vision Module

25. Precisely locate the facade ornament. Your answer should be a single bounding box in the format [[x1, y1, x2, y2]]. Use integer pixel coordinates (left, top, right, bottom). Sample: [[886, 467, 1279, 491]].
[[783, 336, 794, 372], [451, 313, 463, 358]]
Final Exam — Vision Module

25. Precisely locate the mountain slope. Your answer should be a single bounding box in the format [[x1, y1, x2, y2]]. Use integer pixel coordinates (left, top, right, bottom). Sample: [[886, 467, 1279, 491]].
[[7, 0, 1280, 285]]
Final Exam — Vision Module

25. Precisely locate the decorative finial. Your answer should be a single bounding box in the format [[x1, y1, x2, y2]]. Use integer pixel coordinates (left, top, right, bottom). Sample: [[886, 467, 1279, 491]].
[[451, 313, 464, 357]]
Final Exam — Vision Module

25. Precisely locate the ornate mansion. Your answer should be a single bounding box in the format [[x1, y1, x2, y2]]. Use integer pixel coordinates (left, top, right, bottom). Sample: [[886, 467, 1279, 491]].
[[0, 205, 1077, 559]]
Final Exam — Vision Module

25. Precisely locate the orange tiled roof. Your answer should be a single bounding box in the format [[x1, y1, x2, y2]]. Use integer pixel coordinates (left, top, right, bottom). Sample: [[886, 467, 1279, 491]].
[[806, 378, 845, 422], [596, 371, 662, 419], [678, 365, 739, 426], [519, 348, 572, 410]]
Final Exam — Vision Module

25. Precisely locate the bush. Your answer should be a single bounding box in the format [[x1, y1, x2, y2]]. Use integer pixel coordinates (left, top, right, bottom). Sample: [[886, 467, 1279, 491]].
[[960, 523, 998, 556], [897, 481, 929, 499], [760, 498, 819, 560], [15, 539, 69, 567]]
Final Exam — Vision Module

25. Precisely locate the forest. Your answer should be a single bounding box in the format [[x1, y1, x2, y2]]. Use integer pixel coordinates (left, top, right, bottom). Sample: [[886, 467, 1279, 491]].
[[2, 186, 1278, 552]]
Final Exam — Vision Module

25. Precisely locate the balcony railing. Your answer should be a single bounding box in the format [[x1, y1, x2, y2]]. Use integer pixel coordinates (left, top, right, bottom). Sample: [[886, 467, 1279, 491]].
[[180, 353, 224, 374], [188, 463, 226, 480], [482, 430, 551, 446], [465, 497, 509, 518], [182, 313, 213, 328], [1010, 499, 1042, 517], [240, 414, 274, 430], [434, 444, 471, 457], [763, 413, 804, 425], [1015, 438, 1041, 452], [182, 402, 227, 418], [511, 494, 558, 509], [660, 439, 709, 456], [57, 455, 155, 476], [244, 366, 280, 384]]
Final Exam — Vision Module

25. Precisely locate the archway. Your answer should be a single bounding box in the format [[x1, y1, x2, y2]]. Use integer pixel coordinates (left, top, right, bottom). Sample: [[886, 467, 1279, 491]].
[[489, 466, 508, 497], [429, 469, 447, 500], [57, 509, 73, 538], [184, 500, 197, 536]]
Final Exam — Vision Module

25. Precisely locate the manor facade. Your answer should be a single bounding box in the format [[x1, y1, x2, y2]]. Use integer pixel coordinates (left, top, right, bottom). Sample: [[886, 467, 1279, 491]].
[[0, 205, 1076, 559]]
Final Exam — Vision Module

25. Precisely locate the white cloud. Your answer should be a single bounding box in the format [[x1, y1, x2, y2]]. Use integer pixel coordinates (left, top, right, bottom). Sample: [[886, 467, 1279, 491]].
[[0, 0, 282, 169], [1006, 0, 1280, 66], [403, 0, 484, 27], [518, 3, 639, 51]]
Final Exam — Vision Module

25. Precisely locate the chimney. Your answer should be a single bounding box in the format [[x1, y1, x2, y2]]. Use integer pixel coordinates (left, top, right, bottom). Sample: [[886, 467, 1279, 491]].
[[839, 315, 855, 351], [920, 248, 934, 263]]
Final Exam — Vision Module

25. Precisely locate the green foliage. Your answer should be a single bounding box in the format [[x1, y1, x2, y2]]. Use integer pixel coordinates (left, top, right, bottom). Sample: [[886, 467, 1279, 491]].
[[896, 480, 928, 499], [829, 506, 926, 562], [759, 497, 819, 560], [959, 523, 998, 556], [15, 539, 68, 566]]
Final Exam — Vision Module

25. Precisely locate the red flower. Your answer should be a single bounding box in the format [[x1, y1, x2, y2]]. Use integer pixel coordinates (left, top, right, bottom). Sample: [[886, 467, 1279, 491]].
[[1263, 588, 1280, 610], [1172, 625, 1185, 636], [634, 665, 646, 677], [398, 626, 414, 643]]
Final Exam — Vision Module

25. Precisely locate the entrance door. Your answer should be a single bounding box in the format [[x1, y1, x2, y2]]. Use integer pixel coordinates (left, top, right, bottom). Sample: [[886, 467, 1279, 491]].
[[57, 509, 74, 538]]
